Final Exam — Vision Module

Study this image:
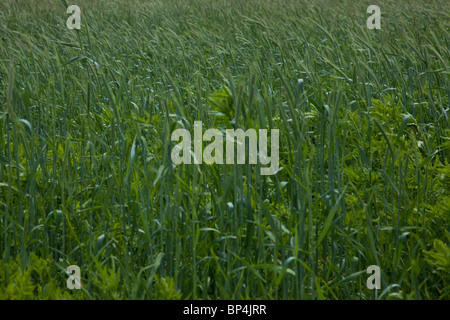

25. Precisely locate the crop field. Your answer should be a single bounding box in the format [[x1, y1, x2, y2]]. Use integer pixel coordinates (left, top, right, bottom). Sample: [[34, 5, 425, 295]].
[[0, 0, 449, 300]]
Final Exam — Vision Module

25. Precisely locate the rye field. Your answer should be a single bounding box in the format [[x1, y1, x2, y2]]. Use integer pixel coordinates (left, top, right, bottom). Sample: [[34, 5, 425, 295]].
[[0, 0, 449, 300]]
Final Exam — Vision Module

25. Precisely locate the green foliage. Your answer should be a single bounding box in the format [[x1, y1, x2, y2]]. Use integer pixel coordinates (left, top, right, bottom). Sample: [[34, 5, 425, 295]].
[[0, 0, 448, 300], [0, 257, 35, 300], [423, 239, 450, 299], [154, 275, 183, 300], [208, 85, 234, 118], [424, 240, 450, 274], [0, 253, 76, 299]]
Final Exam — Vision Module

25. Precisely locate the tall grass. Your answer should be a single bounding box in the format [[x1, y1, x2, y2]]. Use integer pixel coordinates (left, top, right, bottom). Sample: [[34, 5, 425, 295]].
[[0, 0, 449, 299]]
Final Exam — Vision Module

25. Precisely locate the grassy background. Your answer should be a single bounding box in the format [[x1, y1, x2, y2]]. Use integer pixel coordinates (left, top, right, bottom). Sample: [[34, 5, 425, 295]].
[[0, 0, 449, 299]]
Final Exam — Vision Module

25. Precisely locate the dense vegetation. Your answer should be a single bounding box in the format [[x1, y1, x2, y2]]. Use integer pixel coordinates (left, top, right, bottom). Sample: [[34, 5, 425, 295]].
[[0, 0, 449, 299]]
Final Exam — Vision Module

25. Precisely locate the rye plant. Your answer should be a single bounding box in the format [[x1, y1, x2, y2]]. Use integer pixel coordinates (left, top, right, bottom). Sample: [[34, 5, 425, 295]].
[[0, 0, 448, 299]]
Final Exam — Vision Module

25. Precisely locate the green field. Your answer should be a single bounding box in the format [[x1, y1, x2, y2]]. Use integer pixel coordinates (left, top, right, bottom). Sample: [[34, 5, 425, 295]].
[[0, 0, 449, 299]]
